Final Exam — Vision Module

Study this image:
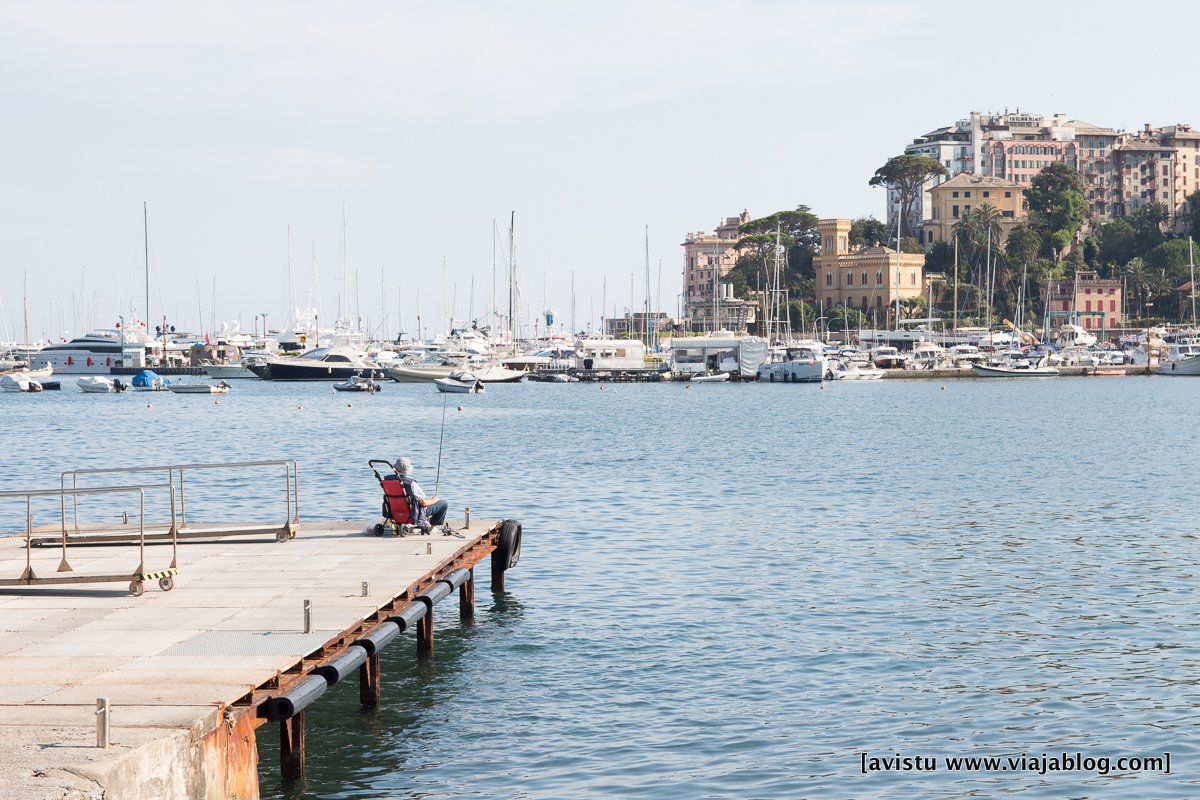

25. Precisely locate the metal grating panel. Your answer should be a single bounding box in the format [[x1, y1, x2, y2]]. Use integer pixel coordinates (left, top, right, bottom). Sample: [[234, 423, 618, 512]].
[[160, 630, 339, 656]]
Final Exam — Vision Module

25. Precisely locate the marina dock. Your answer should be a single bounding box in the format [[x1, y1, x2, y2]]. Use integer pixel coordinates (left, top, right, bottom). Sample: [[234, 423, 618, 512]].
[[0, 514, 520, 800]]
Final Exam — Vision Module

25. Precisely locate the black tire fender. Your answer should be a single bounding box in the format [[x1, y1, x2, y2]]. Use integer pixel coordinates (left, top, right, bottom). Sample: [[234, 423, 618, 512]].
[[495, 519, 522, 570]]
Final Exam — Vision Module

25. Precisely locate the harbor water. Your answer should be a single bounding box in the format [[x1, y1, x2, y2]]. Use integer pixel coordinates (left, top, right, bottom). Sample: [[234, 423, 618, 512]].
[[2, 378, 1198, 798]]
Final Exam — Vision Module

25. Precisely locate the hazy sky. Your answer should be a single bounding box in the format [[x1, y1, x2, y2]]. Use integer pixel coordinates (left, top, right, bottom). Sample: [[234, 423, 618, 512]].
[[3, 0, 1198, 341]]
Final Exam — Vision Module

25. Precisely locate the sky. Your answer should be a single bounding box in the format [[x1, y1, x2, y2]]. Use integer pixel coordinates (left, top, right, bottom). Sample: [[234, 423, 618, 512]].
[[3, 0, 1200, 342]]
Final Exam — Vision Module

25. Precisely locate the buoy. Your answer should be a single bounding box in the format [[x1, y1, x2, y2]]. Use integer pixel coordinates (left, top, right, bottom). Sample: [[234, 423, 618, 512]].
[[940, 385, 946, 391], [297, 405, 303, 410], [347, 402, 353, 408], [820, 384, 825, 391], [457, 405, 463, 411], [146, 403, 152, 409]]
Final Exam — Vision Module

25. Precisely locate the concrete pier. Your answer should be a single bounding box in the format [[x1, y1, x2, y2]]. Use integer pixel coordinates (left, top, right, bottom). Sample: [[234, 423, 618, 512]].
[[0, 517, 510, 800]]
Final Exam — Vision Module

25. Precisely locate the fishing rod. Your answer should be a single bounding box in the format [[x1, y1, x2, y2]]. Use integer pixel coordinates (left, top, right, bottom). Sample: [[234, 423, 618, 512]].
[[434, 392, 448, 496]]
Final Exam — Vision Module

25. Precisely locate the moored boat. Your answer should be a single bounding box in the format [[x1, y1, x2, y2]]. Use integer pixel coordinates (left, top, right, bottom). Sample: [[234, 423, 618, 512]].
[[334, 376, 382, 393], [78, 376, 127, 393], [1, 374, 43, 392], [689, 372, 730, 383], [972, 354, 1058, 378], [168, 381, 231, 394], [434, 371, 485, 394]]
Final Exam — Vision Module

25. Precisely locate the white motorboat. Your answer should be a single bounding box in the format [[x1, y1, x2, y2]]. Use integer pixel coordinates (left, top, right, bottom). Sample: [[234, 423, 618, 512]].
[[689, 372, 730, 383], [972, 354, 1058, 378], [826, 361, 884, 381], [948, 344, 985, 367], [168, 381, 231, 394], [546, 373, 579, 383], [39, 328, 156, 374], [1157, 342, 1200, 375], [1, 373, 43, 392], [203, 362, 259, 379], [907, 340, 951, 370], [387, 359, 461, 383], [334, 376, 382, 393], [434, 372, 485, 394], [870, 346, 908, 369], [78, 376, 127, 393], [470, 364, 527, 383], [757, 344, 826, 383]]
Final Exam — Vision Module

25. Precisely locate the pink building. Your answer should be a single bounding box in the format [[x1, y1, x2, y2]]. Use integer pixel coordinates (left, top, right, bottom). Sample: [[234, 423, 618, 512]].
[[681, 211, 749, 316]]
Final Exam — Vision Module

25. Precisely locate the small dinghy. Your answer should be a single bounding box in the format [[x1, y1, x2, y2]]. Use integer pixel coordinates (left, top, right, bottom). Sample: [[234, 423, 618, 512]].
[[78, 376, 127, 393], [168, 380, 231, 394], [1, 373, 43, 392], [132, 370, 170, 391], [334, 375, 382, 393], [547, 373, 579, 383], [689, 372, 729, 383], [435, 371, 485, 394]]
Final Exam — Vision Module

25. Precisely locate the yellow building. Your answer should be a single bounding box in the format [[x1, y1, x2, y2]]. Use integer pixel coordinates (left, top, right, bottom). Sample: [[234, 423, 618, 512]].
[[924, 173, 1025, 246], [815, 219, 925, 317]]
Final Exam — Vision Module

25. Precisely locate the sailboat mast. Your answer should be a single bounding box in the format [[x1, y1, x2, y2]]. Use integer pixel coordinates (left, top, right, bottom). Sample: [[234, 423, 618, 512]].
[[508, 212, 516, 341], [22, 271, 29, 369], [143, 202, 150, 329], [1190, 238, 1197, 328], [644, 224, 651, 347], [952, 235, 959, 336]]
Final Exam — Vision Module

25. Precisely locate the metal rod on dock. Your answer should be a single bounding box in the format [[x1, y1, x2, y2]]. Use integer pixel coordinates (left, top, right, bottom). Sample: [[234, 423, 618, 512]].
[[303, 600, 311, 634], [95, 698, 110, 748]]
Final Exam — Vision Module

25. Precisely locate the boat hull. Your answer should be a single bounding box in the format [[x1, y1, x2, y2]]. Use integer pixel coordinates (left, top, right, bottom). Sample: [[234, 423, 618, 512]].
[[387, 365, 459, 382], [204, 364, 259, 379], [757, 359, 825, 383], [249, 362, 385, 381], [971, 364, 1059, 378], [1157, 356, 1200, 376]]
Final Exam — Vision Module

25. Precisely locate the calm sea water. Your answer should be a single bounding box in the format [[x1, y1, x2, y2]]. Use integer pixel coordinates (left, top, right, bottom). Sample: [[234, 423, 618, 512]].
[[3, 376, 1199, 798]]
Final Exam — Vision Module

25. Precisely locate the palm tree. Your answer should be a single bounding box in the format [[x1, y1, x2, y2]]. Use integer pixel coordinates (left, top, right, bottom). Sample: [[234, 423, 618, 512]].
[[1125, 257, 1150, 323]]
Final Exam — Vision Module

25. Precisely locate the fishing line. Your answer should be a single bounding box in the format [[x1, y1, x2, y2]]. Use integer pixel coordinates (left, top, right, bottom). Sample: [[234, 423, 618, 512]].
[[434, 392, 448, 495]]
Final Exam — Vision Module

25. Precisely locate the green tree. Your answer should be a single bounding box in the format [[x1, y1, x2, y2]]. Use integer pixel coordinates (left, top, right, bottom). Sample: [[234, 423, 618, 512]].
[[737, 206, 821, 295], [1095, 217, 1137, 267], [1130, 202, 1168, 255], [1146, 239, 1195, 315], [1185, 190, 1200, 242], [1026, 162, 1087, 260], [850, 216, 888, 249], [868, 154, 948, 238], [1005, 222, 1042, 266], [827, 305, 867, 332], [924, 241, 954, 275], [782, 299, 817, 331]]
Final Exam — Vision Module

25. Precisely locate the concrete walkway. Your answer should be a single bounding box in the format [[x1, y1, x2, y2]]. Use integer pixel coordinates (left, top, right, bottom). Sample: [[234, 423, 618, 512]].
[[0, 518, 490, 800]]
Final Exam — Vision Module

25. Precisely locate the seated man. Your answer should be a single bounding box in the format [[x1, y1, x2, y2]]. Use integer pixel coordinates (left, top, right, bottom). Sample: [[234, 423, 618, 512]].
[[394, 456, 447, 530]]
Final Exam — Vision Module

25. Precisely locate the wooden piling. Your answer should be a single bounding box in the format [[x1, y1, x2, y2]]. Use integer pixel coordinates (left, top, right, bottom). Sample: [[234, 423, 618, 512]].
[[460, 567, 475, 621], [279, 710, 305, 781], [358, 652, 380, 709]]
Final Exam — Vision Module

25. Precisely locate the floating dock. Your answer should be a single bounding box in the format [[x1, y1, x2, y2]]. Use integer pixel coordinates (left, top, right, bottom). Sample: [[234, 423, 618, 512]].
[[0, 514, 520, 800]]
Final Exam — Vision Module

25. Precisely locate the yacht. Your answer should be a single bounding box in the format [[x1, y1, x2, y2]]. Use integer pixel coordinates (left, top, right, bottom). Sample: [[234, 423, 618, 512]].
[[247, 346, 385, 381], [1157, 341, 1200, 375], [972, 353, 1058, 378], [757, 343, 825, 383], [908, 340, 950, 370], [36, 329, 152, 374], [948, 344, 984, 367], [870, 346, 907, 369]]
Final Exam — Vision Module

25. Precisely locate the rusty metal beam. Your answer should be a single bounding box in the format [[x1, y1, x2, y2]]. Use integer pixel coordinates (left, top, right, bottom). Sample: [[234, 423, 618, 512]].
[[417, 604, 434, 658], [359, 653, 380, 708], [459, 567, 475, 621], [279, 710, 305, 781]]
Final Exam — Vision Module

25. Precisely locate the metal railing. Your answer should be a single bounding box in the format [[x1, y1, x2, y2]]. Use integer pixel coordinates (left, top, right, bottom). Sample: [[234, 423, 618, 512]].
[[57, 459, 299, 544], [0, 483, 177, 595]]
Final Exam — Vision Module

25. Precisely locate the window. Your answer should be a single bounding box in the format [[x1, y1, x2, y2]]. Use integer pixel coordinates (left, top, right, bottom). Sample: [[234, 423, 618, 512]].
[[847, 272, 854, 287], [861, 271, 868, 286], [910, 272, 917, 287], [1110, 300, 1116, 312], [1062, 301, 1069, 311], [876, 295, 882, 307], [1004, 191, 1012, 198], [876, 272, 882, 286], [861, 296, 868, 309], [1109, 318, 1118, 328], [983, 191, 990, 198], [952, 191, 959, 198], [1085, 300, 1092, 311], [952, 205, 960, 218], [825, 272, 832, 287], [964, 191, 972, 198]]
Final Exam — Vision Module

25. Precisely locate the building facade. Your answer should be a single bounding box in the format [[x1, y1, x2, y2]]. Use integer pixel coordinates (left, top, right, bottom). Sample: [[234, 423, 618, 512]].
[[892, 111, 1200, 232], [815, 219, 925, 320], [682, 211, 749, 320], [1045, 271, 1124, 330], [924, 174, 1026, 246]]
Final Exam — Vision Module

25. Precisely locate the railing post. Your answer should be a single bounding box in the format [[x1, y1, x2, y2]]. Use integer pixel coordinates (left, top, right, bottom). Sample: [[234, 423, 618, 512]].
[[460, 567, 475, 621], [417, 604, 434, 658], [359, 653, 380, 708], [279, 710, 305, 780], [491, 548, 505, 593]]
